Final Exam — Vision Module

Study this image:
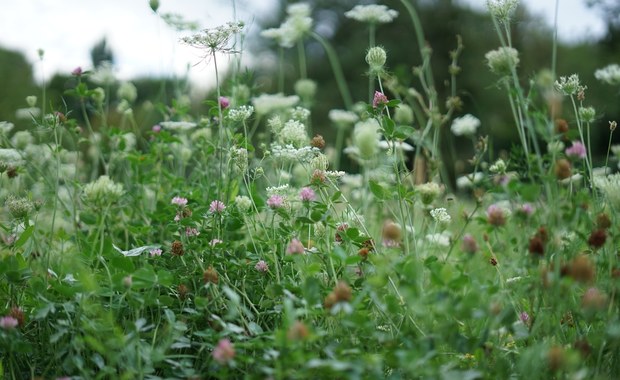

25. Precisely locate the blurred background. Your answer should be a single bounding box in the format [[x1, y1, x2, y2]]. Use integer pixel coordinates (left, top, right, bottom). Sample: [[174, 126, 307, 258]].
[[1, 0, 618, 175]]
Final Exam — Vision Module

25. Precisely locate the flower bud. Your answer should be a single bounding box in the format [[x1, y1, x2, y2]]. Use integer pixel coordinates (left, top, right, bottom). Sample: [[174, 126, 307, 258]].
[[365, 46, 387, 73]]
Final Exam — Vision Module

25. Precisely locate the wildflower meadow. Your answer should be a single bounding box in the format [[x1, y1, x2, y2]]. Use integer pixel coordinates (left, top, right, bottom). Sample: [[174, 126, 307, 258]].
[[1, 0, 620, 379]]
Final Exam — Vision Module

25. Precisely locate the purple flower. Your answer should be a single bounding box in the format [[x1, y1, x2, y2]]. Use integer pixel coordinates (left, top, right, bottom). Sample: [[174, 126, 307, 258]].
[[486, 204, 507, 227], [0, 316, 18, 330], [520, 311, 530, 324], [209, 200, 226, 214], [171, 196, 188, 207], [185, 227, 200, 237], [519, 203, 535, 217], [267, 195, 285, 209], [152, 124, 162, 133], [299, 187, 316, 202], [71, 66, 82, 76], [255, 260, 269, 272], [565, 141, 586, 159], [210, 239, 223, 247], [372, 91, 388, 108], [461, 234, 479, 254], [286, 238, 305, 255], [219, 96, 230, 109], [149, 248, 163, 257], [212, 338, 235, 364]]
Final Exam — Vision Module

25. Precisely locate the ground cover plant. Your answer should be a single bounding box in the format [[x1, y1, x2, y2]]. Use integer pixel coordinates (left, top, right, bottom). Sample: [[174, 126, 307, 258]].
[[2, 0, 620, 378]]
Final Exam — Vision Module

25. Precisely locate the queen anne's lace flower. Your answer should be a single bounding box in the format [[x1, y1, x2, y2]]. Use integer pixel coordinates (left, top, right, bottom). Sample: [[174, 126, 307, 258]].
[[345, 4, 399, 24], [261, 3, 312, 48], [451, 114, 480, 136], [252, 94, 300, 115], [594, 64, 620, 86], [181, 21, 243, 53]]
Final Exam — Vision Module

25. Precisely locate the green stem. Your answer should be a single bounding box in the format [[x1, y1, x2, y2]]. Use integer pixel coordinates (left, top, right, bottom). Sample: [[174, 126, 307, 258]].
[[310, 32, 353, 109]]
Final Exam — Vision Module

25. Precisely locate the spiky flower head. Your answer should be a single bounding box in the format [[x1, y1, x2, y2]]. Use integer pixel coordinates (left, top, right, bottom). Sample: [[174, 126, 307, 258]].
[[366, 46, 387, 73], [486, 0, 519, 23], [555, 74, 584, 96], [485, 47, 519, 76]]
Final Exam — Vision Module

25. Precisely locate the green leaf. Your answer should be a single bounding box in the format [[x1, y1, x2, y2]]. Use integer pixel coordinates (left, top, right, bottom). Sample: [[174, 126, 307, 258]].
[[369, 180, 390, 200], [14, 225, 34, 248]]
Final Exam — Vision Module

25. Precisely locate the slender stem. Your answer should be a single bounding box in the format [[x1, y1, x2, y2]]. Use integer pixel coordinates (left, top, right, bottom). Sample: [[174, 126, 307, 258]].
[[310, 32, 353, 109], [297, 40, 307, 79]]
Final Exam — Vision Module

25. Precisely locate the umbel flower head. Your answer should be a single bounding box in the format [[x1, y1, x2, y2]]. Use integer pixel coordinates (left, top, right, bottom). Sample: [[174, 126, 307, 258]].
[[555, 74, 583, 96], [181, 21, 244, 53], [83, 175, 124, 207], [486, 0, 520, 23], [345, 4, 399, 24], [451, 114, 480, 136], [485, 47, 519, 76], [594, 64, 620, 86], [261, 3, 312, 48]]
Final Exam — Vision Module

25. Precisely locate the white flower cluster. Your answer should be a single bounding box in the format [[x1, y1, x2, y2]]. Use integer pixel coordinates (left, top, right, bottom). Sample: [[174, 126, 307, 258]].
[[426, 232, 451, 247], [345, 4, 399, 24], [252, 93, 300, 115], [90, 62, 116, 85], [227, 105, 254, 122], [266, 184, 290, 196], [485, 47, 519, 76], [83, 175, 124, 206], [0, 121, 14, 136], [489, 159, 507, 174], [160, 121, 197, 131], [0, 148, 24, 167], [451, 114, 480, 136], [594, 64, 620, 86], [290, 107, 311, 122], [555, 74, 583, 96], [277, 119, 308, 148], [234, 195, 253, 212], [181, 21, 244, 52], [261, 3, 312, 48], [430, 207, 451, 224], [328, 109, 358, 127], [486, 0, 520, 22], [456, 172, 484, 189], [269, 144, 319, 162], [594, 173, 620, 209]]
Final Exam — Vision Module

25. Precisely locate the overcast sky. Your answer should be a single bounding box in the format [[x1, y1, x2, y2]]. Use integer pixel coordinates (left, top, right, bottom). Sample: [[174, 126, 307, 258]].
[[0, 0, 607, 89]]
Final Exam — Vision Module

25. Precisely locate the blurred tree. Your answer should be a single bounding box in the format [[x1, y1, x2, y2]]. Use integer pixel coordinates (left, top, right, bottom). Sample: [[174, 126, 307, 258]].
[[586, 0, 620, 49], [90, 37, 115, 68], [0, 47, 37, 125]]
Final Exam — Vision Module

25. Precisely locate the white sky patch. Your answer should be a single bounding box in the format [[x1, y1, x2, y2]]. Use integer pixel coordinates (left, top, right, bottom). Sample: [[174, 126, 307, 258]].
[[0, 0, 606, 90]]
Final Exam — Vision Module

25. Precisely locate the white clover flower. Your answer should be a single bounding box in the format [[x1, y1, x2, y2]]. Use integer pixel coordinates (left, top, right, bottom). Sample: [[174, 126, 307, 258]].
[[235, 195, 253, 212], [430, 207, 451, 224], [90, 61, 116, 85], [594, 174, 620, 209], [117, 82, 137, 103], [489, 159, 507, 174], [456, 172, 484, 189], [486, 0, 519, 22], [0, 121, 14, 136], [555, 74, 583, 96], [277, 119, 308, 148], [83, 175, 124, 206], [328, 109, 358, 128], [345, 4, 399, 24], [227, 105, 254, 122], [416, 182, 443, 204], [594, 64, 620, 86], [426, 232, 451, 247], [451, 114, 480, 136], [160, 121, 197, 131], [252, 93, 300, 115], [181, 21, 244, 52], [485, 47, 519, 76]]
